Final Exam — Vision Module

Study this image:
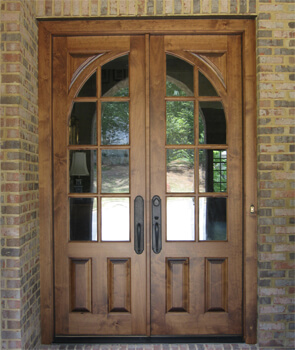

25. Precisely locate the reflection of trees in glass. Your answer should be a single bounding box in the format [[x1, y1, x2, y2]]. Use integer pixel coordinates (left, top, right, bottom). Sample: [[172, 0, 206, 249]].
[[166, 90, 194, 167], [166, 79, 192, 97], [101, 55, 129, 96], [101, 98, 129, 145], [113, 85, 129, 97], [199, 114, 205, 144], [213, 150, 227, 192], [167, 149, 194, 171], [101, 150, 129, 193], [199, 150, 227, 193]]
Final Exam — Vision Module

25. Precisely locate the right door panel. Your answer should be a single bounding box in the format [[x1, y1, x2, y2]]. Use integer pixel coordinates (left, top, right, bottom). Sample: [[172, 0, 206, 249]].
[[150, 35, 243, 335]]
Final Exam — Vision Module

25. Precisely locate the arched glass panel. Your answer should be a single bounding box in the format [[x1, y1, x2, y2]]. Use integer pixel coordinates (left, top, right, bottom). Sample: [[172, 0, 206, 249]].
[[69, 102, 97, 145], [166, 55, 194, 96], [77, 72, 96, 97], [101, 55, 129, 97], [199, 101, 226, 144], [198, 71, 218, 96]]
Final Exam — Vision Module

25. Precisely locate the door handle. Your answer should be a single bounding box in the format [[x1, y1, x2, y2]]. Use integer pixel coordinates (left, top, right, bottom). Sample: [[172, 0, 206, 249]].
[[152, 195, 162, 254], [134, 196, 144, 254]]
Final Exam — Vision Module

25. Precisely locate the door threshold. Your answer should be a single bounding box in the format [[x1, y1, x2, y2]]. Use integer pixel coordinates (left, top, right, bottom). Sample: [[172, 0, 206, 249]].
[[54, 336, 244, 344]]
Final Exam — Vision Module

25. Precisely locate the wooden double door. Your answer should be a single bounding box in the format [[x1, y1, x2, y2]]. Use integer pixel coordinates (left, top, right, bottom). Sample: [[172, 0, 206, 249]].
[[53, 33, 243, 337]]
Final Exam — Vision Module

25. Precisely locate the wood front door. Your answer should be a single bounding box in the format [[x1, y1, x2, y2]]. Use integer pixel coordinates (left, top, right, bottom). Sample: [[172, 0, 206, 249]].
[[52, 33, 243, 337]]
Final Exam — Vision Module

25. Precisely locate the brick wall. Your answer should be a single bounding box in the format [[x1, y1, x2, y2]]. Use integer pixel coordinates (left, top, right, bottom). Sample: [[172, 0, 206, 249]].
[[1, 0, 294, 349], [1, 0, 40, 349]]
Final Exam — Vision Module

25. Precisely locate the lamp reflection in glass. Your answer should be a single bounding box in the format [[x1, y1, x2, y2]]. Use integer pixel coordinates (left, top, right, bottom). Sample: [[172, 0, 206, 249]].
[[70, 152, 89, 193]]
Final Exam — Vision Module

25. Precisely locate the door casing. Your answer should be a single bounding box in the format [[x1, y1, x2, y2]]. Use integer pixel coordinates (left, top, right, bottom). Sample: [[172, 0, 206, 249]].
[[38, 18, 257, 344]]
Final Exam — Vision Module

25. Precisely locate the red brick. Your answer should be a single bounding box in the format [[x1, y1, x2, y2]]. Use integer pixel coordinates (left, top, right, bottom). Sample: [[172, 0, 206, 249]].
[[274, 262, 295, 269]]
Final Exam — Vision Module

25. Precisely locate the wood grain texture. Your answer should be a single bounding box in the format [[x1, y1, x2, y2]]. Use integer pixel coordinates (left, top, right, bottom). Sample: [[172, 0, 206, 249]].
[[41, 19, 256, 36], [51, 34, 147, 336], [150, 34, 243, 336], [242, 20, 258, 344]]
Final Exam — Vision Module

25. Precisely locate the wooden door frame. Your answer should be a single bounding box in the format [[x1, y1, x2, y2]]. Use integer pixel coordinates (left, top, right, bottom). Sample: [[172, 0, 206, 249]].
[[38, 18, 257, 344]]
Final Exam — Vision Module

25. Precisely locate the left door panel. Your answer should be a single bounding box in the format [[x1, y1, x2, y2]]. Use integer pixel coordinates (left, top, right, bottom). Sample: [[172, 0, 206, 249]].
[[52, 36, 147, 335]]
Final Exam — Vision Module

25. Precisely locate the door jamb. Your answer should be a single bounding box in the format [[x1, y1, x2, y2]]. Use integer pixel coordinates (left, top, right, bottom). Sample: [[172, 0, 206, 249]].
[[38, 18, 257, 344]]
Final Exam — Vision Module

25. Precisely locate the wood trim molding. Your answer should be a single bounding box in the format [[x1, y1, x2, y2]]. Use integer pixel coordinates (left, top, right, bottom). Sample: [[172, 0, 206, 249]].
[[38, 18, 257, 344], [242, 20, 258, 344], [39, 23, 54, 344]]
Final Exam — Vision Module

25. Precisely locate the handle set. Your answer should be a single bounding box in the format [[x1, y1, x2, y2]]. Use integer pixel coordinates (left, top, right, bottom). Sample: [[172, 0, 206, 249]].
[[152, 195, 162, 254], [134, 196, 144, 254], [134, 195, 162, 255]]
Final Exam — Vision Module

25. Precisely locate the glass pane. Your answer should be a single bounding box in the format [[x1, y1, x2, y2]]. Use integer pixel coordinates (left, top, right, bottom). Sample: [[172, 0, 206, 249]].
[[199, 150, 227, 193], [101, 102, 129, 145], [70, 198, 97, 241], [167, 197, 195, 241], [70, 150, 97, 193], [101, 197, 130, 241], [166, 54, 194, 96], [199, 71, 218, 96], [199, 101, 226, 144], [69, 102, 97, 145], [166, 149, 194, 193], [101, 150, 129, 193], [166, 101, 194, 145], [101, 55, 129, 97], [199, 197, 227, 241], [78, 72, 96, 97]]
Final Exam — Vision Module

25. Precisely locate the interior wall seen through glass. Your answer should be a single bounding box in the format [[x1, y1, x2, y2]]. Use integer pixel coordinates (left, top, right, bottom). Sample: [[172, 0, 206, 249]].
[[199, 101, 226, 144], [101, 55, 129, 97], [77, 72, 97, 97], [166, 54, 194, 96], [199, 149, 227, 193], [198, 71, 218, 97], [69, 102, 97, 145], [69, 150, 97, 193], [199, 197, 227, 241], [70, 198, 97, 241]]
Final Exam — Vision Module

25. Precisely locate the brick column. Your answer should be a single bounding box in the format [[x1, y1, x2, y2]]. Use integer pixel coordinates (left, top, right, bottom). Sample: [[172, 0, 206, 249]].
[[1, 1, 40, 349]]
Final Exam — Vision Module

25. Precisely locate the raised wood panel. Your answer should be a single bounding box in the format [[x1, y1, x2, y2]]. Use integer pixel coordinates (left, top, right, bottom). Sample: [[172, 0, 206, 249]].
[[70, 259, 92, 312], [166, 258, 189, 313], [205, 258, 228, 312], [108, 258, 131, 313]]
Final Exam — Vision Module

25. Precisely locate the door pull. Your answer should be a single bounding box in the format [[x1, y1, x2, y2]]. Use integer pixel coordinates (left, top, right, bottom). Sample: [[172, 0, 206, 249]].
[[134, 196, 144, 254], [152, 195, 162, 254]]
